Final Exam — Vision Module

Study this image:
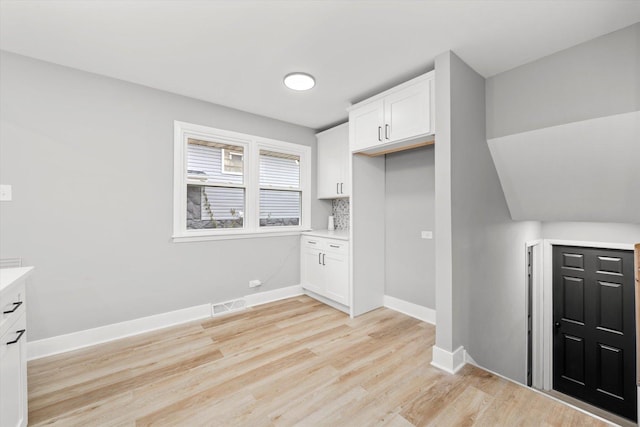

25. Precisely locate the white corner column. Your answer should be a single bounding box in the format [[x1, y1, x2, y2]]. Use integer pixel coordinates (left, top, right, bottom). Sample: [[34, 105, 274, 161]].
[[431, 51, 466, 375]]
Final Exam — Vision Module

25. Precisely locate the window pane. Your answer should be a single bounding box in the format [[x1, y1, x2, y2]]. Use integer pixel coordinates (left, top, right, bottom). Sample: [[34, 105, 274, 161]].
[[259, 150, 300, 188], [187, 185, 244, 229], [187, 138, 244, 185], [259, 189, 300, 227]]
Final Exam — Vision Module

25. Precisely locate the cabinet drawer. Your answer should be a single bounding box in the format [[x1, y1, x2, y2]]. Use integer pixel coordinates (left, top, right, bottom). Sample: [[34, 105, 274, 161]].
[[324, 240, 348, 255], [302, 236, 323, 249], [1, 281, 26, 334]]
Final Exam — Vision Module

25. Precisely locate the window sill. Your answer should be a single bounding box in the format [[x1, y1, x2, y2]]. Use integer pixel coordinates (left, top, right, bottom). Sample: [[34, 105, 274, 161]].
[[172, 228, 310, 243]]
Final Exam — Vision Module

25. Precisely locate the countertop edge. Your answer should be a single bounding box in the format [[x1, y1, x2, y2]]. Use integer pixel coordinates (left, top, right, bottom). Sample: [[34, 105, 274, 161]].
[[301, 229, 350, 241], [0, 266, 34, 294]]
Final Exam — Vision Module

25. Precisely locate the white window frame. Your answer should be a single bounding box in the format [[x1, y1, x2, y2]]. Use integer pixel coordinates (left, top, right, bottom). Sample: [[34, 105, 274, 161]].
[[173, 121, 311, 242]]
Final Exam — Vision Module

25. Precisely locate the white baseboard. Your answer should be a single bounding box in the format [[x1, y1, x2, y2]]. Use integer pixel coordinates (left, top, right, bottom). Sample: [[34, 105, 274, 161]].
[[28, 284, 303, 360], [27, 304, 211, 361], [383, 295, 436, 325], [245, 284, 303, 307], [431, 345, 466, 374], [303, 289, 349, 315]]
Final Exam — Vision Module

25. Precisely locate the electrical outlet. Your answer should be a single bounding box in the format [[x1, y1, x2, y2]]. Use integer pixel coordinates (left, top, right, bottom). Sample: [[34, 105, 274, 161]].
[[0, 184, 12, 201], [421, 231, 433, 239], [249, 280, 262, 288]]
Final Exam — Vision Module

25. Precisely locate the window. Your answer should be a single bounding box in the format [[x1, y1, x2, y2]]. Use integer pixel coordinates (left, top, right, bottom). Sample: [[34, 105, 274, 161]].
[[173, 121, 311, 241]]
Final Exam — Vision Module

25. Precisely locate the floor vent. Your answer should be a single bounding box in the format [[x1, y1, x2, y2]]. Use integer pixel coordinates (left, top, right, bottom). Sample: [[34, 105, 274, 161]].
[[211, 299, 247, 316]]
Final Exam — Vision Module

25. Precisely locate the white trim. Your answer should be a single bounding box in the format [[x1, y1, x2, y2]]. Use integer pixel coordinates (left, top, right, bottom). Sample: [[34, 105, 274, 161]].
[[244, 285, 303, 307], [304, 289, 350, 315], [383, 295, 436, 325], [172, 229, 308, 243], [27, 284, 304, 360], [464, 353, 620, 427], [540, 239, 635, 391], [27, 304, 211, 361], [431, 345, 465, 374], [173, 121, 311, 241], [525, 239, 544, 389]]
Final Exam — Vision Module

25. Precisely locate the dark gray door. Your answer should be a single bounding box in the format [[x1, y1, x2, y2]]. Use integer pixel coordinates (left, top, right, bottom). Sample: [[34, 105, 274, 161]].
[[553, 246, 636, 421]]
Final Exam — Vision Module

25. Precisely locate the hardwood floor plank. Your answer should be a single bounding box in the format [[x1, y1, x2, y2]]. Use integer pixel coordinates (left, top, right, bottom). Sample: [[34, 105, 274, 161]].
[[28, 296, 613, 426]]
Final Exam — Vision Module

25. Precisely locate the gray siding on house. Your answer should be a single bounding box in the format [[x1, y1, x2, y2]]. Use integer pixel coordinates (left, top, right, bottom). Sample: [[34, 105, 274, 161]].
[[187, 144, 300, 221]]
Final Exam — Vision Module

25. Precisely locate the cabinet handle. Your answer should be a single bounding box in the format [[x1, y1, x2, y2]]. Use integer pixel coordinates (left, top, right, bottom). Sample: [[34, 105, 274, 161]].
[[318, 253, 322, 264], [329, 244, 340, 248], [377, 126, 382, 142], [322, 253, 326, 266], [3, 301, 22, 314], [385, 124, 390, 140], [308, 240, 317, 244], [340, 183, 344, 194], [336, 183, 339, 194], [6, 329, 25, 345]]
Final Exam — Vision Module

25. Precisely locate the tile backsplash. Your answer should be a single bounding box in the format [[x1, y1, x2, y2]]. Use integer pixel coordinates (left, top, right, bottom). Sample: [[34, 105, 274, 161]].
[[332, 198, 350, 230]]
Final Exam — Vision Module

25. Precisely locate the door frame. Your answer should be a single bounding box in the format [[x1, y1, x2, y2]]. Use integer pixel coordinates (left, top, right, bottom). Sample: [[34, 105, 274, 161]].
[[536, 239, 636, 393]]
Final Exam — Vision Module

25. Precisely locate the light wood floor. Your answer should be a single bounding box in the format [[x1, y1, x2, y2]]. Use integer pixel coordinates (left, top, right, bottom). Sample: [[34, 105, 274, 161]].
[[28, 296, 612, 426]]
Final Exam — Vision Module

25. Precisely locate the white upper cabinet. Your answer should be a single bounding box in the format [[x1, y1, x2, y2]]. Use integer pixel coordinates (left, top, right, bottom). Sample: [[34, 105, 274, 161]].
[[349, 100, 384, 153], [348, 71, 434, 155], [316, 123, 350, 199]]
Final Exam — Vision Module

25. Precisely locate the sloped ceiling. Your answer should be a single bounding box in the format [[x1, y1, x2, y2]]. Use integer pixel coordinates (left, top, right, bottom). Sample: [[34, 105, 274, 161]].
[[1, 1, 640, 130], [487, 111, 640, 223]]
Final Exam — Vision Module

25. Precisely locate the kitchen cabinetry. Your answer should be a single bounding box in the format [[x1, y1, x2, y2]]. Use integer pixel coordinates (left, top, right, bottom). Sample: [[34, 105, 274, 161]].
[[316, 123, 350, 198], [301, 235, 349, 306], [0, 267, 32, 427], [349, 71, 434, 155]]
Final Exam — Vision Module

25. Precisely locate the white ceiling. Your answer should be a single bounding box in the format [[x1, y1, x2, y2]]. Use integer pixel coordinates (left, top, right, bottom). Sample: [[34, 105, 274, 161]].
[[1, 1, 639, 131]]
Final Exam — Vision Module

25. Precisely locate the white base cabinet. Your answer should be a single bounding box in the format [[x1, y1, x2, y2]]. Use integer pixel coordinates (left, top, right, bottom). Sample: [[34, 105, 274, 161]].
[[301, 235, 349, 306], [0, 268, 32, 427]]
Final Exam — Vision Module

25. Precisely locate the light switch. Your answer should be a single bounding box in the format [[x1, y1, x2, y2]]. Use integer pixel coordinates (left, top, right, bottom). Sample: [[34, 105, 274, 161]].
[[421, 231, 433, 239], [0, 185, 12, 201]]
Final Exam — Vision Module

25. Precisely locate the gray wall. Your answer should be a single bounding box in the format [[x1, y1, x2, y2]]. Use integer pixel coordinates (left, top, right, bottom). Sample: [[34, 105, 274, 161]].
[[486, 22, 640, 139], [0, 51, 330, 341], [436, 51, 541, 382], [542, 222, 640, 244], [384, 146, 435, 309]]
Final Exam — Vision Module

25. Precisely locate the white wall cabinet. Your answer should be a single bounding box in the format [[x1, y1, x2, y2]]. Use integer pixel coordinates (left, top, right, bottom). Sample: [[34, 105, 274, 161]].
[[0, 268, 31, 427], [301, 235, 349, 306], [349, 71, 434, 155], [316, 123, 350, 198]]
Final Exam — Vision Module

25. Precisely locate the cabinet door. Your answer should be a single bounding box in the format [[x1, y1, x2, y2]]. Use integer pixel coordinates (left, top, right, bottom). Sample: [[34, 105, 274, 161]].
[[317, 123, 349, 199], [301, 241, 324, 294], [383, 78, 432, 143], [0, 314, 27, 427], [349, 100, 384, 152], [323, 242, 349, 306]]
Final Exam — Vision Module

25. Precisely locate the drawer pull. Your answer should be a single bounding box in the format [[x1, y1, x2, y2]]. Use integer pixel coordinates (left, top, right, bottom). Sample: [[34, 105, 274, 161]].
[[329, 244, 341, 248], [318, 253, 322, 265], [3, 301, 22, 314], [308, 241, 317, 244], [6, 329, 25, 345]]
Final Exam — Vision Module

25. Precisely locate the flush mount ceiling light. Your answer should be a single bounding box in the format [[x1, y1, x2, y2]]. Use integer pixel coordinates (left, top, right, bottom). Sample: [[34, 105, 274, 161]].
[[283, 72, 315, 91]]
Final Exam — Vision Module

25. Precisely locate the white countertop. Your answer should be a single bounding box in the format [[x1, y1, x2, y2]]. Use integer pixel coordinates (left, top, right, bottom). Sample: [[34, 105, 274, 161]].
[[0, 266, 34, 293], [301, 229, 350, 241]]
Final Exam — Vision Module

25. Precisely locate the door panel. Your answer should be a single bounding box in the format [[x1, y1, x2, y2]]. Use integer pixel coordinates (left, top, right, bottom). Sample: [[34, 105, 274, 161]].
[[301, 246, 324, 294], [383, 79, 431, 143], [553, 246, 636, 421], [349, 100, 383, 152]]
